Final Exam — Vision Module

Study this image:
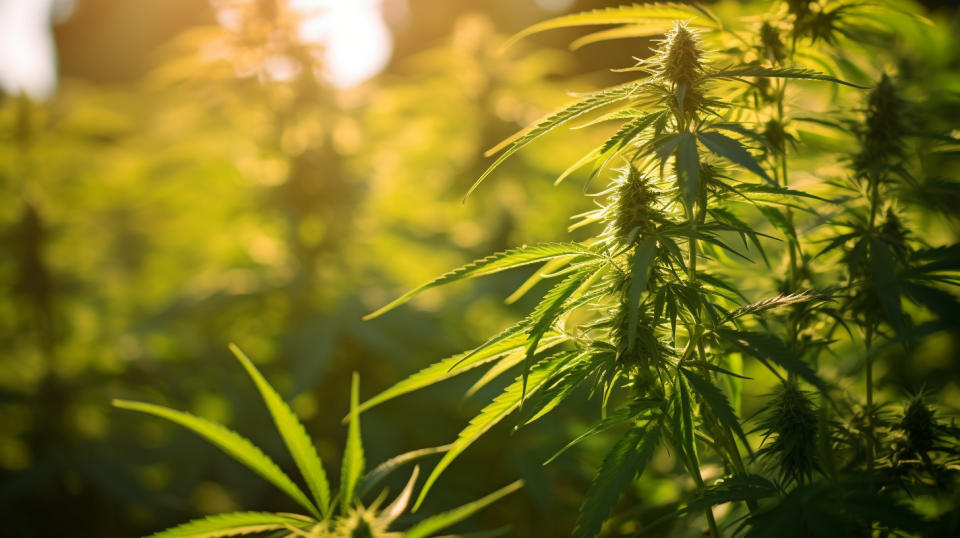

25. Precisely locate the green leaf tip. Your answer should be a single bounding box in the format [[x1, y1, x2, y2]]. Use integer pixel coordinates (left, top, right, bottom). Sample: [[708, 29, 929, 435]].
[[340, 371, 365, 511], [405, 480, 524, 538], [227, 344, 332, 518], [363, 243, 599, 320], [112, 399, 322, 519]]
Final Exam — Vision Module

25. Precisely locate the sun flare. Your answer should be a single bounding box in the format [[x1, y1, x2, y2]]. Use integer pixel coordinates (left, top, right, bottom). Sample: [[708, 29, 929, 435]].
[[290, 0, 393, 88]]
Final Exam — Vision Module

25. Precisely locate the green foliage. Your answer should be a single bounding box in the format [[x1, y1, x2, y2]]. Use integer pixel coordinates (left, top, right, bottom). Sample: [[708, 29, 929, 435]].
[[4, 1, 960, 537], [363, 243, 600, 320], [359, 1, 960, 536], [230, 344, 331, 517], [340, 373, 365, 512], [112, 399, 323, 520], [573, 422, 661, 538], [115, 347, 521, 537], [143, 512, 314, 538]]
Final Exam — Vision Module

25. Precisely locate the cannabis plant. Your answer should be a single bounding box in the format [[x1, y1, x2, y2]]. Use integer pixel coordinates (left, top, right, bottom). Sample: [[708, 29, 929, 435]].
[[359, 2, 959, 537], [114, 346, 520, 537]]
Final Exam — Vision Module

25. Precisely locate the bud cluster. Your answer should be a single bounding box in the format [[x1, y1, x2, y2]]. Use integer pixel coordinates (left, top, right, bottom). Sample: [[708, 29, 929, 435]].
[[758, 381, 821, 485], [856, 75, 907, 175], [653, 23, 706, 117], [607, 166, 660, 245]]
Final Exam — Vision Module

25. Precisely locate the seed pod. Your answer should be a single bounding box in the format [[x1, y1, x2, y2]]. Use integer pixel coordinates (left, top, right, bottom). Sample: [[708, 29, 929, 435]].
[[758, 380, 821, 486]]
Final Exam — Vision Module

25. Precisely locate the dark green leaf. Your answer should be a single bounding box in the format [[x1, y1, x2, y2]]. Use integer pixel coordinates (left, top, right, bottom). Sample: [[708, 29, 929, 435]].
[[572, 422, 661, 538], [698, 131, 772, 183], [675, 133, 700, 213], [144, 512, 314, 538], [627, 237, 658, 352], [707, 66, 867, 88], [715, 329, 826, 391], [681, 368, 748, 447], [544, 398, 662, 465], [869, 237, 903, 332], [686, 474, 779, 511]]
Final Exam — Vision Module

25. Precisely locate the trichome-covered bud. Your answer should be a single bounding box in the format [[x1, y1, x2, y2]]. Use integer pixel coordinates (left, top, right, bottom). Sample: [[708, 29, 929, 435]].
[[758, 380, 820, 486], [759, 22, 787, 64], [881, 208, 909, 257], [611, 304, 661, 368], [864, 75, 906, 160], [854, 74, 907, 180], [609, 166, 658, 244], [763, 119, 788, 154], [654, 22, 705, 116], [660, 23, 703, 87], [897, 395, 937, 457]]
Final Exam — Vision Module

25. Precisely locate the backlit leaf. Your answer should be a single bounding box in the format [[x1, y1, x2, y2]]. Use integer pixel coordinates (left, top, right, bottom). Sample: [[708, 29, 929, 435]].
[[364, 243, 599, 319], [405, 481, 524, 538], [229, 345, 331, 517], [707, 66, 867, 88], [413, 352, 576, 510], [340, 373, 364, 510], [145, 512, 314, 538], [502, 3, 718, 50], [113, 400, 321, 519], [467, 83, 642, 200]]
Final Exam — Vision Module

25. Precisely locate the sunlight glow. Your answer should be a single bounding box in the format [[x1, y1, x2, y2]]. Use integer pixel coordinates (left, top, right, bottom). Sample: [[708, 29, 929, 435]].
[[0, 0, 64, 99], [535, 0, 575, 12], [291, 0, 393, 88]]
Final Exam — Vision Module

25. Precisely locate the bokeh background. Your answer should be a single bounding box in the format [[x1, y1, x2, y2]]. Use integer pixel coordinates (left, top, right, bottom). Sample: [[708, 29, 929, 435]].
[[1, 1, 958, 536]]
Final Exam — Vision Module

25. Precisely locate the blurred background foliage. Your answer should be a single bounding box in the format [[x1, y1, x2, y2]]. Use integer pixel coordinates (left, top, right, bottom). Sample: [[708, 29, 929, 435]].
[[0, 0, 957, 536]]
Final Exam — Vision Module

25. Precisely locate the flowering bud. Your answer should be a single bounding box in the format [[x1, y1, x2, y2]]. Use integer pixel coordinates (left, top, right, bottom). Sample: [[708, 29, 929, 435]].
[[760, 22, 787, 64], [898, 396, 936, 457], [610, 166, 658, 244], [855, 74, 906, 178], [758, 381, 820, 485], [660, 23, 703, 87]]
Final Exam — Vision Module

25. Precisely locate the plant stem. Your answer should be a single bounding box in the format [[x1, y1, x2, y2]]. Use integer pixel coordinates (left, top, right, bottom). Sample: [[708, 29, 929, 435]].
[[692, 462, 722, 538], [865, 319, 875, 472], [685, 172, 722, 537], [865, 165, 881, 472]]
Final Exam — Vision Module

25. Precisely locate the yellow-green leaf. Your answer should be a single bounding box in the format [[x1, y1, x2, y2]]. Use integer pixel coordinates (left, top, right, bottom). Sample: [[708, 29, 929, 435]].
[[340, 372, 364, 510], [145, 512, 314, 538], [405, 481, 524, 538], [229, 344, 331, 518], [113, 400, 321, 519]]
